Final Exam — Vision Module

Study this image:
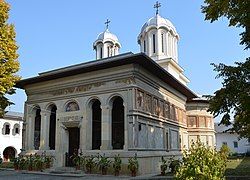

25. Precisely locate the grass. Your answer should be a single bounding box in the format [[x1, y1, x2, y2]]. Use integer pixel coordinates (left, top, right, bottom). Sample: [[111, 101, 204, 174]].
[[226, 157, 250, 176], [0, 162, 14, 169]]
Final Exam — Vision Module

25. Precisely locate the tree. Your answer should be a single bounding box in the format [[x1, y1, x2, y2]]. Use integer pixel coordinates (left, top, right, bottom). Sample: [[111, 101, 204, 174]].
[[202, 0, 250, 138], [202, 0, 250, 49], [175, 141, 228, 180], [0, 0, 20, 117]]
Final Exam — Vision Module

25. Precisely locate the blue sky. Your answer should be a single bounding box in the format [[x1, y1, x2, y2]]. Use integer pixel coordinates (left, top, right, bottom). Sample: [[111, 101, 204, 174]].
[[6, 0, 248, 113]]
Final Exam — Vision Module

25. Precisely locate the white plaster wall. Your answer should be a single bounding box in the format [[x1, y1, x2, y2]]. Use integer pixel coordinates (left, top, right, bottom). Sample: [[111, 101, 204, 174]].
[[0, 118, 23, 159], [216, 133, 250, 154]]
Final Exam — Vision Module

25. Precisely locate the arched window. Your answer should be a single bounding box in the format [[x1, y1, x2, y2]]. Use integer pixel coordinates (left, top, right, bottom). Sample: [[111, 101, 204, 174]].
[[65, 101, 79, 112], [144, 40, 146, 53], [91, 100, 101, 150], [168, 33, 171, 56], [34, 108, 41, 150], [2, 123, 10, 135], [107, 46, 110, 57], [111, 97, 124, 149], [152, 34, 156, 53], [161, 33, 164, 53], [12, 124, 20, 135], [100, 47, 103, 59], [48, 105, 57, 150]]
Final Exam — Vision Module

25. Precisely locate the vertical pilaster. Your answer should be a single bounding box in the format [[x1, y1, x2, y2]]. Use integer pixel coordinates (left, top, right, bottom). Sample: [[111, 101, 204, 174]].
[[100, 105, 112, 150], [80, 109, 87, 150], [27, 115, 34, 150], [123, 103, 128, 150], [40, 112, 49, 150]]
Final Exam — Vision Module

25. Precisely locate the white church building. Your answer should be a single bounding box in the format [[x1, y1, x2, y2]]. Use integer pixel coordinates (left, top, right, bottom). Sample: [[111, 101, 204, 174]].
[[16, 2, 215, 174], [0, 111, 23, 162]]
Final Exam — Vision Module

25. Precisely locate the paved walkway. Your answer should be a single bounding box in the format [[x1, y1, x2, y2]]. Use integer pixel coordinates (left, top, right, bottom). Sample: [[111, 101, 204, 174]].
[[1, 169, 250, 180], [0, 169, 173, 180]]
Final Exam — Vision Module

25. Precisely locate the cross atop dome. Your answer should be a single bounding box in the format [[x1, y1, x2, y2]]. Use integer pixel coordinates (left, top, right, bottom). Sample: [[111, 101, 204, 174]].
[[105, 19, 111, 30], [154, 1, 161, 15]]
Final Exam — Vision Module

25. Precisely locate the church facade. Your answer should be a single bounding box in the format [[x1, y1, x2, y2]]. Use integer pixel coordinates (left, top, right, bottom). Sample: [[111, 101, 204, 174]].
[[16, 5, 215, 174]]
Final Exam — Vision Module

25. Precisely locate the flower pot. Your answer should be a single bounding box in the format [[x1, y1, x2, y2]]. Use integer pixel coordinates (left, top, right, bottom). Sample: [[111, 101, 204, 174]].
[[86, 167, 92, 174], [46, 162, 50, 168], [131, 170, 136, 177], [161, 171, 166, 176], [14, 165, 19, 171], [28, 166, 33, 171], [114, 170, 120, 176], [101, 167, 108, 175]]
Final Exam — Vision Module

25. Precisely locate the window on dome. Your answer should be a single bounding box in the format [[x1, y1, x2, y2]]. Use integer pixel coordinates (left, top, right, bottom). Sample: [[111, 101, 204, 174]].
[[143, 40, 146, 53], [107, 46, 110, 57], [153, 34, 156, 53], [161, 33, 164, 53], [100, 47, 103, 58]]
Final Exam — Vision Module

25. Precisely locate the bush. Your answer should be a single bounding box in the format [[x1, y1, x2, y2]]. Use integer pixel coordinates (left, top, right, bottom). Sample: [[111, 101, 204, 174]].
[[175, 140, 227, 180]]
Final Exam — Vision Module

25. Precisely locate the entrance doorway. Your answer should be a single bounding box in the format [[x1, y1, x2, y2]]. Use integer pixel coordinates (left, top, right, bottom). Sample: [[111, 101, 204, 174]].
[[67, 127, 80, 167], [3, 146, 16, 162]]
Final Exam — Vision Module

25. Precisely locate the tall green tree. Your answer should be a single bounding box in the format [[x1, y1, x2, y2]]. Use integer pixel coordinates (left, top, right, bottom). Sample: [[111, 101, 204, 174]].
[[0, 0, 20, 117], [202, 0, 250, 138]]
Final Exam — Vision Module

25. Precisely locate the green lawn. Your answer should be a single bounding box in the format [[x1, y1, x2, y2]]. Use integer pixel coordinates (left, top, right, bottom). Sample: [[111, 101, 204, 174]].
[[226, 157, 250, 176]]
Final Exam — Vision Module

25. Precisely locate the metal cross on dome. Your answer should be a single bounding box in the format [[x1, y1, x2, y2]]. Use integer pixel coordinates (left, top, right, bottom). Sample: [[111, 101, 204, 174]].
[[105, 19, 111, 30], [154, 1, 161, 15]]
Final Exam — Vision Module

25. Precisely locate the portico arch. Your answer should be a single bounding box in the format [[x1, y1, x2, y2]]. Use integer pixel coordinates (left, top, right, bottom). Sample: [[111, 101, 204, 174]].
[[110, 96, 124, 149], [33, 106, 41, 150], [46, 103, 57, 150], [89, 99, 101, 150]]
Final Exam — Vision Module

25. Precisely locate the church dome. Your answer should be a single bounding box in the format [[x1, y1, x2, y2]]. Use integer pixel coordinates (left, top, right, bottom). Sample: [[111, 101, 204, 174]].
[[94, 29, 121, 49], [140, 14, 178, 37], [93, 21, 121, 60]]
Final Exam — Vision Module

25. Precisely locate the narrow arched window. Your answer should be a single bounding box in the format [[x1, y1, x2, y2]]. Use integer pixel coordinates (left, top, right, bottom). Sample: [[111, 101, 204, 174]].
[[100, 47, 103, 59], [107, 46, 110, 57], [143, 40, 146, 53], [5, 124, 10, 135], [161, 33, 164, 53], [152, 34, 156, 53]]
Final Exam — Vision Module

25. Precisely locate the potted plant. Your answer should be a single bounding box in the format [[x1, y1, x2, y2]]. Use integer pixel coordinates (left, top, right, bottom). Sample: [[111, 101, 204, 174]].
[[169, 157, 180, 173], [44, 156, 53, 168], [160, 156, 168, 176], [113, 154, 122, 176], [127, 154, 139, 177], [85, 155, 95, 174], [27, 154, 34, 171], [13, 157, 20, 170], [34, 155, 44, 171], [97, 154, 111, 175], [79, 155, 86, 171], [71, 153, 81, 170], [19, 157, 26, 170]]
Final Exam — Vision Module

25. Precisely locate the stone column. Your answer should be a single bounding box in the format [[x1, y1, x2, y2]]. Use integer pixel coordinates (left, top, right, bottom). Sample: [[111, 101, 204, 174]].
[[80, 109, 87, 150], [27, 115, 34, 150], [40, 112, 49, 150], [123, 103, 128, 150], [100, 105, 112, 150]]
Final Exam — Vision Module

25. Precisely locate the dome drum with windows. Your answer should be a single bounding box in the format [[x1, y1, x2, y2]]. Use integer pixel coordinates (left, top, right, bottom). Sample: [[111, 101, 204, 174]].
[[93, 19, 121, 59]]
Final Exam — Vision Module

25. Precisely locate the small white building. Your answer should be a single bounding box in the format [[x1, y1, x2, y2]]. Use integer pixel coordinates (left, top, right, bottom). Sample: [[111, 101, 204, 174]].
[[0, 111, 23, 161], [215, 123, 250, 154]]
